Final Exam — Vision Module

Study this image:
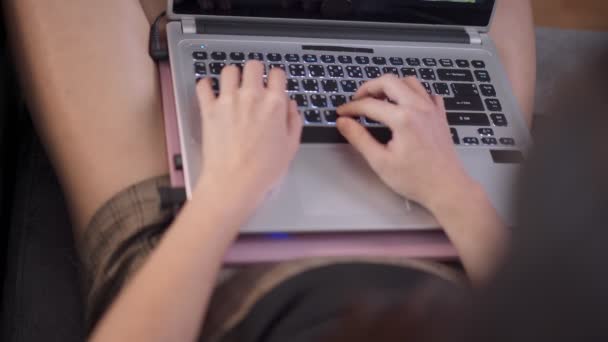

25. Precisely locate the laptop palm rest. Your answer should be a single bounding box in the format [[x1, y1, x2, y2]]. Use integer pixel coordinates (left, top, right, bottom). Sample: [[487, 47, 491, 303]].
[[242, 144, 438, 233]]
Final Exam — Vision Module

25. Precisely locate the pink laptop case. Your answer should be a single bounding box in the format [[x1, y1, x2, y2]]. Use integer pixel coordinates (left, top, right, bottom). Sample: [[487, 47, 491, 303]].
[[159, 62, 457, 264]]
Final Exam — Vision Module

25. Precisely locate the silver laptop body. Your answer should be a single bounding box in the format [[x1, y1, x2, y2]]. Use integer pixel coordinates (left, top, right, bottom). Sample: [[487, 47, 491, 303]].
[[166, 0, 532, 233]]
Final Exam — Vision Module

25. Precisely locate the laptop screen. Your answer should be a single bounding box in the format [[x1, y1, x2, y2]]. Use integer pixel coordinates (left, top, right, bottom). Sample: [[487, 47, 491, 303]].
[[172, 0, 495, 27]]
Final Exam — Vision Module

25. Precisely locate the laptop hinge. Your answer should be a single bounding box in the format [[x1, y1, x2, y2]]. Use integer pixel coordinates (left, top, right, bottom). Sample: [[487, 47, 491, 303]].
[[466, 28, 483, 45], [182, 19, 196, 34], [193, 20, 470, 44]]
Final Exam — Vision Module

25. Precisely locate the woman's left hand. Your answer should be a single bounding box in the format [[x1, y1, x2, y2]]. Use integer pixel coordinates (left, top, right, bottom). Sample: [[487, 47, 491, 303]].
[[193, 61, 302, 219]]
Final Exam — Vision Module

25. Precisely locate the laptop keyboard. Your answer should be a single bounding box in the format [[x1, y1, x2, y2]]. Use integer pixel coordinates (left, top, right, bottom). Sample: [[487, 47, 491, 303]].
[[192, 50, 515, 146]]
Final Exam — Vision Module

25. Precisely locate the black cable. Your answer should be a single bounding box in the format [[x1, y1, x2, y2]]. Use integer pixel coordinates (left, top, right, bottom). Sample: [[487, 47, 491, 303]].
[[149, 11, 169, 62]]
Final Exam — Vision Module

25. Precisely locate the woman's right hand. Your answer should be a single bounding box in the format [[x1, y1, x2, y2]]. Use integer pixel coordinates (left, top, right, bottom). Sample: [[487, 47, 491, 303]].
[[336, 75, 478, 211]]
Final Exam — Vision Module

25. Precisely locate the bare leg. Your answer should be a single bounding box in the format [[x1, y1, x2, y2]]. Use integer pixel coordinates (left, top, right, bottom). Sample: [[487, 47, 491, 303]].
[[490, 0, 537, 127], [4, 0, 169, 234]]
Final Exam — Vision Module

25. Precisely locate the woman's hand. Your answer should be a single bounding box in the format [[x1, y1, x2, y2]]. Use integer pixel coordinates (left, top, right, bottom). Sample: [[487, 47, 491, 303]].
[[194, 61, 302, 215], [337, 75, 476, 211]]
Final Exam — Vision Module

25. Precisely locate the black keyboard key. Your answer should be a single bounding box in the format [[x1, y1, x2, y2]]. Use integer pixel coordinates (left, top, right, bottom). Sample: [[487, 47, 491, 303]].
[[383, 67, 399, 76], [451, 83, 479, 96], [355, 56, 370, 64], [423, 58, 437, 67], [451, 128, 460, 145], [229, 52, 245, 61], [401, 68, 418, 78], [372, 57, 387, 65], [422, 82, 432, 94], [389, 57, 404, 66], [433, 83, 450, 96], [472, 60, 486, 68], [209, 62, 226, 75], [193, 51, 208, 60], [269, 63, 286, 72], [463, 137, 480, 145], [301, 126, 392, 144], [419, 68, 437, 81], [287, 79, 300, 91], [444, 96, 485, 111], [321, 79, 339, 92], [302, 79, 319, 92], [321, 55, 335, 63], [340, 80, 358, 93], [439, 59, 453, 67], [324, 110, 338, 123], [210, 77, 220, 92], [248, 52, 264, 61], [310, 94, 328, 108], [478, 128, 494, 136], [346, 66, 363, 78], [290, 93, 309, 107], [211, 51, 227, 60], [365, 66, 382, 78], [330, 94, 348, 107], [194, 62, 207, 75], [338, 55, 353, 64], [490, 113, 508, 126], [485, 98, 502, 111], [480, 84, 496, 97], [455, 59, 470, 68], [304, 109, 322, 123], [406, 58, 421, 66], [285, 54, 300, 62], [327, 65, 344, 78], [475, 70, 491, 82], [437, 69, 474, 82], [499, 137, 516, 146], [481, 137, 498, 145], [447, 112, 491, 126], [303, 54, 317, 63], [289, 64, 306, 77], [267, 53, 282, 62], [365, 117, 381, 125], [308, 65, 326, 77]]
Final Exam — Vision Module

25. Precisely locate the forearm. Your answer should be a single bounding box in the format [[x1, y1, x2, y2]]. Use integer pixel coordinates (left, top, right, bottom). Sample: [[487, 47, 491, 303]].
[[429, 178, 510, 285], [89, 185, 248, 342]]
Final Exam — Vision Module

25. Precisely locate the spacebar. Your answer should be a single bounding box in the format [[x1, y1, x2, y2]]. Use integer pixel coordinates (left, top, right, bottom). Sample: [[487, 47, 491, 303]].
[[443, 96, 485, 111], [301, 126, 392, 144]]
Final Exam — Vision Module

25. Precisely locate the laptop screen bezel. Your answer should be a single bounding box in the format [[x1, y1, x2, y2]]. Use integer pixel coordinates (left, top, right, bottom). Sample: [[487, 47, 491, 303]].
[[167, 0, 497, 32]]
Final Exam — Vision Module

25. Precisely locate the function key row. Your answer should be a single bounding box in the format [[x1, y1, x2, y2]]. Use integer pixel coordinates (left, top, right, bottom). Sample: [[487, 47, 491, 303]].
[[192, 51, 486, 68]]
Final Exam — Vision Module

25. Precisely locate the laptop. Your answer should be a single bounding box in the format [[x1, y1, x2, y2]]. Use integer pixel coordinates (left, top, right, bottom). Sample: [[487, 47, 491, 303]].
[[166, 0, 532, 233]]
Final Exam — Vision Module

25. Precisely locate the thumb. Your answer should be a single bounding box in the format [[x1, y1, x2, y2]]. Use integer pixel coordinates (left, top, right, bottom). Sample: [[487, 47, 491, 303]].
[[337, 117, 386, 166]]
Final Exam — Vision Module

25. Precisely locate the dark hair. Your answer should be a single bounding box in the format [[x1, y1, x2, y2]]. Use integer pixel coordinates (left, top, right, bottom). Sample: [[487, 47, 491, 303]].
[[325, 51, 608, 342]]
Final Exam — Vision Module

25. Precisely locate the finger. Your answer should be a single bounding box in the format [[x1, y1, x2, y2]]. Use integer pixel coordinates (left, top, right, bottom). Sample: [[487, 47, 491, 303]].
[[287, 100, 303, 153], [432, 94, 446, 115], [241, 60, 265, 90], [337, 117, 387, 166], [337, 98, 399, 127], [219, 65, 240, 95], [266, 66, 287, 92], [353, 75, 414, 105], [402, 76, 431, 100], [196, 78, 216, 109]]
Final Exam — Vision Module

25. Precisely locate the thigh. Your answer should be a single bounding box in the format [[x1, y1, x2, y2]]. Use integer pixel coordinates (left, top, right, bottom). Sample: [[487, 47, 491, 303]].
[[4, 0, 169, 234], [490, 0, 537, 127]]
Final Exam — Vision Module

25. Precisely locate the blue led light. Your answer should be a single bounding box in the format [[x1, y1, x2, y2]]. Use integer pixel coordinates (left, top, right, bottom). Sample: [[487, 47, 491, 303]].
[[200, 44, 206, 49], [268, 233, 290, 240]]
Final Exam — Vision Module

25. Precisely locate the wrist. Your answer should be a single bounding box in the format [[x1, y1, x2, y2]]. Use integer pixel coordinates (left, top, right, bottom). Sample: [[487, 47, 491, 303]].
[[427, 174, 486, 219]]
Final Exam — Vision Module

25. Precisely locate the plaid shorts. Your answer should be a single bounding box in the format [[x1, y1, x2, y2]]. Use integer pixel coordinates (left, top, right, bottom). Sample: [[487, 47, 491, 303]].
[[77, 176, 466, 340]]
